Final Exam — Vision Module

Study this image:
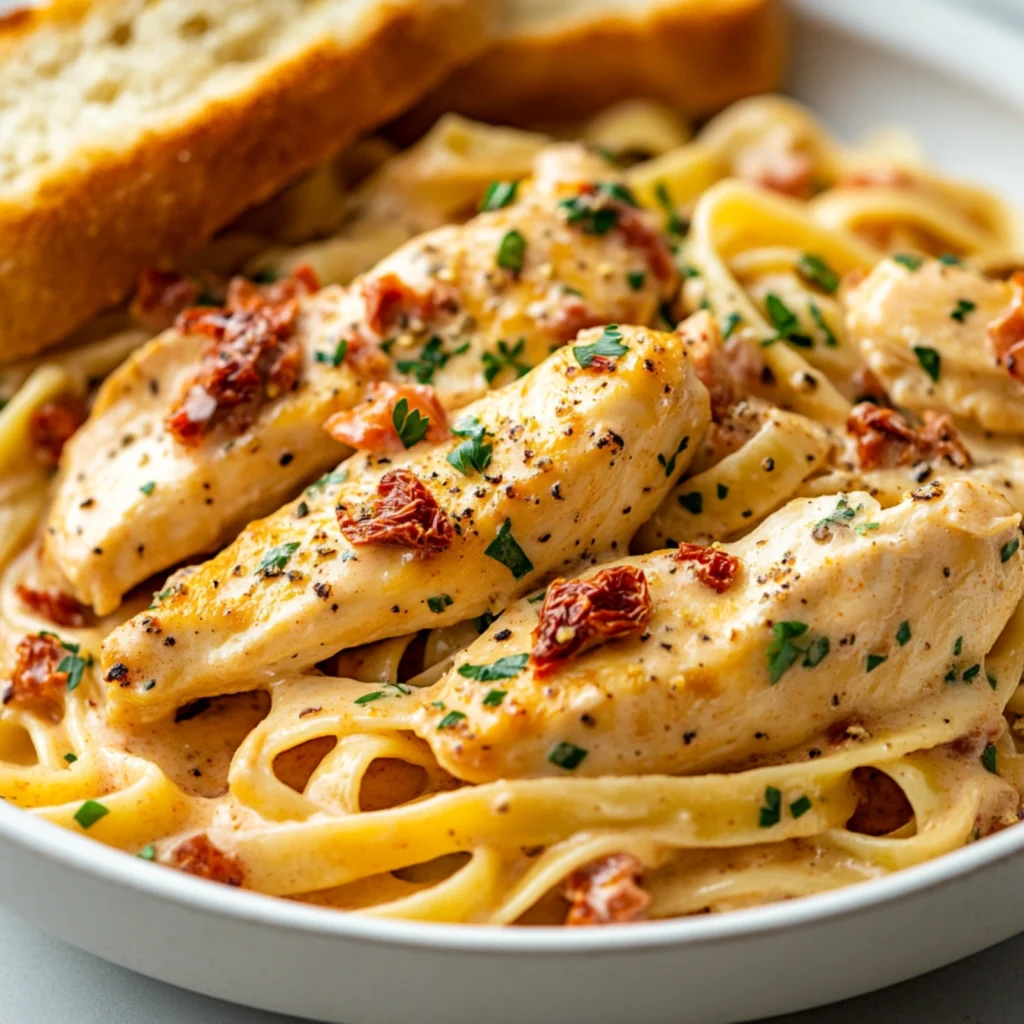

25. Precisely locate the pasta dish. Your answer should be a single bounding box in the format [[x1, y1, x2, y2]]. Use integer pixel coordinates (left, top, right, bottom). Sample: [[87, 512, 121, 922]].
[[7, 95, 1024, 926]]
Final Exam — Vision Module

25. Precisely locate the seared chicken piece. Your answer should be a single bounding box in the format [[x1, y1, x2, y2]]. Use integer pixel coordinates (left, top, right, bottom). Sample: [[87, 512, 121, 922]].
[[46, 144, 674, 615], [102, 326, 710, 724], [419, 479, 1023, 781], [847, 258, 1024, 433]]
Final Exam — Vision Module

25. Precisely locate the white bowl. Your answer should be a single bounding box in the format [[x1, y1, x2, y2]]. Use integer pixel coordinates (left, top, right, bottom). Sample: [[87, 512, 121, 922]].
[[5, 2, 1024, 1022]]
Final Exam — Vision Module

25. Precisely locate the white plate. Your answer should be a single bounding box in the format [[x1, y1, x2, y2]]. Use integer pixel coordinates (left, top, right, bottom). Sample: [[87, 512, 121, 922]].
[[4, 3, 1024, 1022]]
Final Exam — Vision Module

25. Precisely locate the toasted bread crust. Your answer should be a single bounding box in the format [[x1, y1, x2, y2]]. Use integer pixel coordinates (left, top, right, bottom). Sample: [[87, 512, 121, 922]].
[[0, 1, 491, 362], [403, 0, 786, 132]]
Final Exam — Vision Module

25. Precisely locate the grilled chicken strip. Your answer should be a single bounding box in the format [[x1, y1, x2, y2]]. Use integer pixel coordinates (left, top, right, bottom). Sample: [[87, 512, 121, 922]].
[[102, 325, 710, 725], [846, 258, 1024, 434], [45, 144, 674, 615], [419, 478, 1023, 781]]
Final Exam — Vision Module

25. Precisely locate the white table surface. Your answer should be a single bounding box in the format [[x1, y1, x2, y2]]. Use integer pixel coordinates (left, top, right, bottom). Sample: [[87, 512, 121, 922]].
[[5, 1, 1024, 1021]]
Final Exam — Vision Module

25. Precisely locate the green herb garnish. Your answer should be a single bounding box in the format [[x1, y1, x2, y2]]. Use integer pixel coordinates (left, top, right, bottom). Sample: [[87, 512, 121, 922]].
[[256, 542, 300, 577], [139, 481, 155, 496], [914, 346, 941, 382], [797, 253, 839, 294], [497, 229, 527, 273], [657, 435, 690, 478], [427, 594, 454, 614], [759, 786, 782, 827], [678, 491, 703, 515], [482, 338, 531, 383], [480, 180, 519, 212], [548, 741, 588, 770], [950, 298, 976, 323], [790, 795, 812, 819], [573, 325, 628, 368], [982, 743, 998, 774], [1001, 538, 1020, 563], [458, 654, 529, 682], [763, 293, 813, 348], [73, 800, 109, 830], [896, 620, 911, 646], [865, 654, 887, 672], [391, 397, 430, 449], [485, 519, 534, 580], [892, 253, 924, 271], [315, 338, 348, 367]]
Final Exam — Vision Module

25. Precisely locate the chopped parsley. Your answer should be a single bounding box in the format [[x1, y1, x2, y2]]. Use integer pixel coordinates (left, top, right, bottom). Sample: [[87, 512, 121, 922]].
[[802, 635, 830, 668], [627, 270, 646, 291], [139, 481, 155, 496], [480, 180, 519, 212], [762, 293, 813, 348], [865, 654, 887, 672], [447, 417, 493, 476], [458, 653, 529, 681], [391, 397, 430, 448], [63, 752, 77, 764], [717, 483, 729, 500], [559, 194, 617, 235], [982, 743, 998, 775], [914, 346, 941, 383], [73, 800, 109, 830], [790, 795, 812, 819], [548, 741, 588, 770], [764, 626, 829, 679], [482, 689, 507, 707], [678, 491, 703, 515], [962, 664, 981, 683], [137, 844, 157, 861], [896, 620, 912, 646], [938, 253, 962, 266], [437, 710, 466, 730], [427, 594, 454, 614], [892, 253, 924, 271], [314, 338, 348, 367], [485, 518, 534, 580], [482, 338, 531, 383], [397, 335, 468, 385], [58, 647, 90, 696], [573, 325, 628, 368], [307, 469, 348, 495], [950, 298, 976, 323], [354, 691, 387, 705], [797, 253, 840, 294], [954, 636, 964, 656], [256, 542, 300, 577], [1001, 538, 1020, 563], [657, 435, 690, 478], [759, 786, 782, 827], [809, 301, 838, 347], [474, 611, 498, 633], [497, 229, 527, 273], [653, 180, 688, 235], [988, 671, 999, 691], [854, 522, 880, 535], [721, 311, 742, 340]]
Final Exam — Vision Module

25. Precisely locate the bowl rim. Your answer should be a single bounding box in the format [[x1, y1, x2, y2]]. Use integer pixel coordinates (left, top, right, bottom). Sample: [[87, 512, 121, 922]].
[[6, 0, 1024, 966], [3, 793, 1024, 956]]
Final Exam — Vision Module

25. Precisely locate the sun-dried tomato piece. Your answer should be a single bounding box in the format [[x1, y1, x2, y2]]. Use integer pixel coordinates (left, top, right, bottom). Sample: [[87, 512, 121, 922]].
[[563, 853, 649, 926], [30, 396, 85, 467], [678, 312, 735, 422], [847, 402, 971, 470], [170, 834, 245, 887], [734, 136, 815, 200], [987, 271, 1024, 383], [837, 167, 915, 190], [545, 298, 608, 343], [4, 634, 67, 720], [15, 585, 89, 628], [362, 272, 455, 337], [614, 204, 677, 283], [323, 381, 450, 452], [165, 267, 319, 446], [531, 565, 651, 674], [130, 269, 200, 330], [567, 185, 676, 285], [674, 543, 740, 593], [337, 469, 453, 554]]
